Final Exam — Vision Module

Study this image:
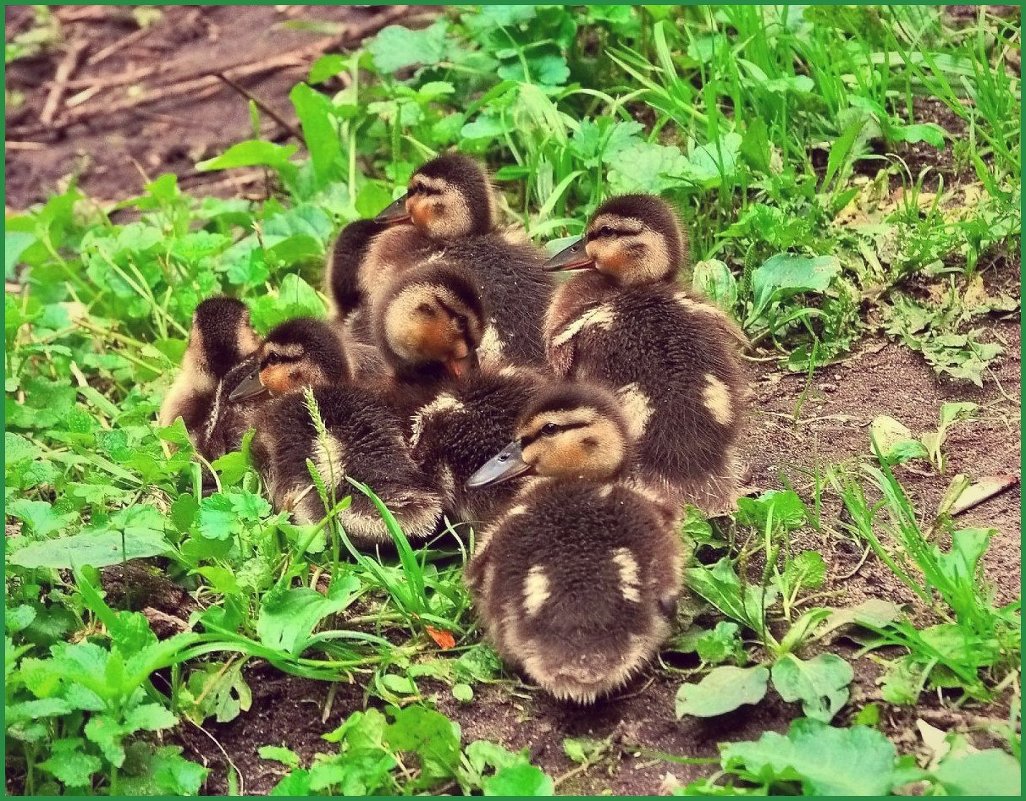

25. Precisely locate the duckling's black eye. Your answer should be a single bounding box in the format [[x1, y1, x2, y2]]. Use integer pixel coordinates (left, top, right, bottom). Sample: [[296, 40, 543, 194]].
[[600, 225, 614, 237], [540, 423, 559, 436], [415, 303, 435, 316]]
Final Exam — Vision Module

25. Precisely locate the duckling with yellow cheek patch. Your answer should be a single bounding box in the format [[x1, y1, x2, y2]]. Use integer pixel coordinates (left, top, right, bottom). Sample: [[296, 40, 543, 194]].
[[373, 261, 548, 524], [159, 296, 260, 455], [220, 317, 444, 546], [543, 194, 748, 514], [362, 152, 553, 367], [464, 382, 685, 705]]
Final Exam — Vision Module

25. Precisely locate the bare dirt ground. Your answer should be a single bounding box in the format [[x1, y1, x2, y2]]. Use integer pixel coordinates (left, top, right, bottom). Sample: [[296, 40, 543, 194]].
[[6, 5, 1021, 796]]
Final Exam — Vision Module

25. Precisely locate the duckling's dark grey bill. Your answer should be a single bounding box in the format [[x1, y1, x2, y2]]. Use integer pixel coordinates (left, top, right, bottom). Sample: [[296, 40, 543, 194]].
[[543, 237, 594, 272], [228, 369, 269, 402], [374, 194, 411, 224], [466, 440, 530, 488]]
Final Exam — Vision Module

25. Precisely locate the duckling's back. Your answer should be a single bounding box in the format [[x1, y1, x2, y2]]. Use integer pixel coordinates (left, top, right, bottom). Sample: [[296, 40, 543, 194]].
[[253, 384, 443, 545], [442, 235, 552, 366], [467, 479, 682, 703], [410, 367, 545, 526], [547, 273, 746, 512]]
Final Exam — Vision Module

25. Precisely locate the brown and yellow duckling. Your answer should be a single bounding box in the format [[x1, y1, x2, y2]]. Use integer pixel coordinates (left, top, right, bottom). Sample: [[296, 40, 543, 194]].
[[215, 316, 443, 544], [464, 382, 684, 704], [364, 152, 553, 366], [158, 296, 260, 454], [373, 261, 547, 526], [543, 194, 748, 514]]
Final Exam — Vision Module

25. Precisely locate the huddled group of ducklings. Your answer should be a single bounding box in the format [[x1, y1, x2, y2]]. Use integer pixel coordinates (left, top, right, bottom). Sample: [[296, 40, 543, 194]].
[[160, 153, 748, 704]]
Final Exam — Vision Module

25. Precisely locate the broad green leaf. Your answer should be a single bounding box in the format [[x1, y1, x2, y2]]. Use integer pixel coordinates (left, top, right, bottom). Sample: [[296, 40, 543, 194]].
[[722, 718, 911, 795], [259, 745, 302, 769], [385, 705, 462, 786], [675, 665, 769, 718], [309, 53, 346, 84], [85, 713, 129, 767], [37, 738, 102, 787], [451, 682, 473, 703], [562, 736, 608, 765], [931, 748, 1021, 796], [749, 254, 841, 323], [7, 499, 78, 537], [606, 141, 690, 194], [9, 528, 170, 569], [256, 574, 360, 654], [484, 762, 554, 796], [771, 653, 854, 723], [118, 744, 209, 796], [890, 122, 946, 148], [6, 230, 36, 277], [736, 490, 807, 532], [124, 702, 178, 733], [368, 20, 450, 73], [823, 117, 866, 189]]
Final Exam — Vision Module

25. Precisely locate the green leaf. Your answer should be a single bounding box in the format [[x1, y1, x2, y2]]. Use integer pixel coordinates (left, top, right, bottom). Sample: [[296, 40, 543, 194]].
[[196, 493, 238, 541], [196, 140, 298, 173], [931, 748, 1021, 796], [259, 745, 302, 769], [890, 122, 946, 149], [562, 736, 608, 765], [124, 702, 178, 733], [823, 117, 866, 189], [692, 259, 739, 312], [368, 20, 450, 74], [748, 254, 841, 324], [37, 738, 102, 788], [451, 682, 473, 703], [309, 53, 346, 84], [740, 117, 771, 173], [6, 230, 36, 277], [782, 551, 827, 593], [771, 653, 853, 723], [7, 499, 78, 537], [256, 575, 360, 654], [9, 527, 170, 569], [606, 141, 690, 194], [675, 665, 769, 718], [736, 489, 807, 532], [685, 558, 778, 632], [85, 713, 129, 767], [385, 705, 462, 786], [723, 718, 911, 795], [290, 83, 340, 187], [119, 744, 208, 796], [871, 415, 929, 465], [484, 762, 554, 796]]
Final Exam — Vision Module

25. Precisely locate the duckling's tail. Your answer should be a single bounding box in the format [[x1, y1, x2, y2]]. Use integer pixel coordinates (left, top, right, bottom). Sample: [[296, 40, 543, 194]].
[[524, 623, 669, 705]]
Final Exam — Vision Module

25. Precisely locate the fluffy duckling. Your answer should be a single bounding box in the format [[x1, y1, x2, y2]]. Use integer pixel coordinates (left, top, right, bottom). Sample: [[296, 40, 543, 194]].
[[464, 382, 684, 704], [223, 316, 442, 545], [373, 261, 547, 525], [364, 152, 553, 366], [543, 194, 747, 514], [158, 296, 260, 447]]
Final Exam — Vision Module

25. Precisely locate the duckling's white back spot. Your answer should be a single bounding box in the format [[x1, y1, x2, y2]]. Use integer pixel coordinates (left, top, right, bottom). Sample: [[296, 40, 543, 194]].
[[612, 548, 642, 603], [478, 325, 505, 368], [523, 565, 551, 616], [616, 382, 654, 441], [702, 373, 734, 425], [409, 393, 465, 448], [550, 303, 617, 349]]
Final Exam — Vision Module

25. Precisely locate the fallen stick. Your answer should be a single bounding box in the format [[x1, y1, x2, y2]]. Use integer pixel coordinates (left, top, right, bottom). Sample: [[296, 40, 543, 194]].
[[950, 474, 1020, 517], [85, 23, 155, 67], [39, 40, 90, 125]]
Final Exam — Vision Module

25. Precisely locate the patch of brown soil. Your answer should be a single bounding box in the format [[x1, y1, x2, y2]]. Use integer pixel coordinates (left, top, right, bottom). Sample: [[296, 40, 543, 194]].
[[5, 5, 421, 208]]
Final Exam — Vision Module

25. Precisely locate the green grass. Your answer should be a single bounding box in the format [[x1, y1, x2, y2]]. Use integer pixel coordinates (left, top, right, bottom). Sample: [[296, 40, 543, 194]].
[[4, 5, 1021, 796]]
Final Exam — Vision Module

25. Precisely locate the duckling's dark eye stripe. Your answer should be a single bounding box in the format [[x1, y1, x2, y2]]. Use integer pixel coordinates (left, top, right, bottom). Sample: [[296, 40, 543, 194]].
[[521, 421, 588, 447], [587, 227, 634, 240]]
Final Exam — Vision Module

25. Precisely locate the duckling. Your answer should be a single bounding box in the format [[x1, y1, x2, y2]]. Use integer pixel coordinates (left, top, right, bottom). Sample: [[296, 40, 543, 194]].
[[158, 296, 260, 446], [543, 194, 748, 514], [324, 218, 390, 323], [373, 261, 547, 525], [463, 382, 684, 704], [365, 152, 553, 367], [220, 316, 442, 545]]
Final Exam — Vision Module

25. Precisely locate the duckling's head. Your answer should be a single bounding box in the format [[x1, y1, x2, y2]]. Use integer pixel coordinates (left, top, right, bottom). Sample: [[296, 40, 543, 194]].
[[375, 260, 485, 380], [229, 317, 349, 401], [467, 383, 631, 487], [189, 297, 261, 379], [544, 194, 686, 285], [375, 153, 495, 240]]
